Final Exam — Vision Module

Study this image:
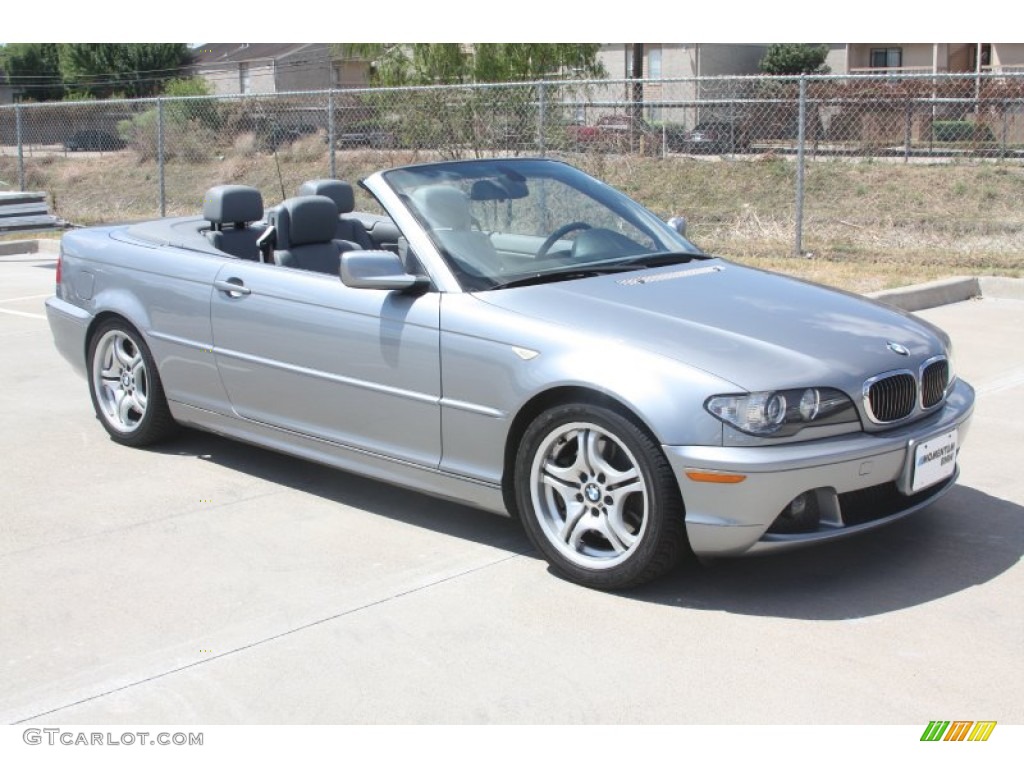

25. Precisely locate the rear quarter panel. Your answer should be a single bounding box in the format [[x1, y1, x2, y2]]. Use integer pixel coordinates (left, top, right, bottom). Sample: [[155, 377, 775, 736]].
[[60, 227, 230, 413]]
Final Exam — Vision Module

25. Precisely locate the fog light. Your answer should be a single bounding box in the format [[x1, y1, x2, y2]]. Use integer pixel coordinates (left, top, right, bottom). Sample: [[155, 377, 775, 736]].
[[768, 492, 821, 534]]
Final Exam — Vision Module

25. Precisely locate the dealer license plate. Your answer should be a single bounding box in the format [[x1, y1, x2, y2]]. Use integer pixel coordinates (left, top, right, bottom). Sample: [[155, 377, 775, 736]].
[[911, 429, 958, 493]]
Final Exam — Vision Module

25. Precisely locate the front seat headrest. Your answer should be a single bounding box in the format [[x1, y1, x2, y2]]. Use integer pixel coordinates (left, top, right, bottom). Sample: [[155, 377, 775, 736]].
[[298, 179, 356, 214], [278, 196, 340, 247]]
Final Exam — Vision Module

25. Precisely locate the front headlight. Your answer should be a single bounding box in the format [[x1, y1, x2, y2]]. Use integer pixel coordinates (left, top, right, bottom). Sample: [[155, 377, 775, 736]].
[[705, 387, 858, 437]]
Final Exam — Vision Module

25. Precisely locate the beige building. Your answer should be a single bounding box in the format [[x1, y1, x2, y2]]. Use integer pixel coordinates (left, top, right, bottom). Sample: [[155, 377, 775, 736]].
[[836, 43, 1024, 74], [190, 44, 371, 95], [591, 44, 771, 126], [600, 43, 1024, 79], [598, 44, 771, 80]]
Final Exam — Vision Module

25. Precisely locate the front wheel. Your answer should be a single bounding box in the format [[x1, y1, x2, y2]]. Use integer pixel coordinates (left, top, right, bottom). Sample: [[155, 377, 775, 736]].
[[87, 319, 178, 446], [515, 403, 690, 589]]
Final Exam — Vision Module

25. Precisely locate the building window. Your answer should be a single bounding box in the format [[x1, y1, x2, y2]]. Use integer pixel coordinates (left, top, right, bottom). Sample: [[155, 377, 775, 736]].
[[870, 47, 902, 69], [648, 47, 662, 79], [239, 62, 251, 94]]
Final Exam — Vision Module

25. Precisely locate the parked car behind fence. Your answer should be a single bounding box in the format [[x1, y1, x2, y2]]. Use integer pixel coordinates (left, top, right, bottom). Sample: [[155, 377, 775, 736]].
[[63, 130, 125, 152]]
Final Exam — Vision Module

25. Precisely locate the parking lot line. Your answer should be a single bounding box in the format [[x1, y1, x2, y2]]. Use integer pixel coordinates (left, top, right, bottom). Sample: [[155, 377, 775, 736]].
[[0, 307, 45, 319], [976, 368, 1024, 395], [0, 294, 52, 303]]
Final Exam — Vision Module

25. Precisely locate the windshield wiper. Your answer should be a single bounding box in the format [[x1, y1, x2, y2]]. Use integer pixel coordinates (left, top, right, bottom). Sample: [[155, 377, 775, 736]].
[[613, 251, 706, 268], [489, 265, 640, 290], [488, 251, 707, 291]]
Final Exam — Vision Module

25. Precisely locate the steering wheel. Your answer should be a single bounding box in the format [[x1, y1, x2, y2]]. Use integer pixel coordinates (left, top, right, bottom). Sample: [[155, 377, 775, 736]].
[[537, 221, 592, 258]]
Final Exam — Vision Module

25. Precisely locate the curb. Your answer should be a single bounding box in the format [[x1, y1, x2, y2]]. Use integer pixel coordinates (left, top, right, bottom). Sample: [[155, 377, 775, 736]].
[[870, 276, 1024, 311], [0, 238, 61, 257], [3, 237, 1023, 309]]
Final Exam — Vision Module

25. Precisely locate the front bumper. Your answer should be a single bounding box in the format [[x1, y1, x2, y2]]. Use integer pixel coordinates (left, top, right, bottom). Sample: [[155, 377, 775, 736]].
[[664, 378, 975, 556]]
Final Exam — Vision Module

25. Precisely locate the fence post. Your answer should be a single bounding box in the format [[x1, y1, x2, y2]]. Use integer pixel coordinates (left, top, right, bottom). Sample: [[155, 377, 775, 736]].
[[328, 90, 336, 179], [15, 104, 25, 192], [157, 98, 166, 217], [1001, 99, 1009, 160], [537, 80, 547, 156], [794, 76, 806, 256], [904, 99, 912, 163]]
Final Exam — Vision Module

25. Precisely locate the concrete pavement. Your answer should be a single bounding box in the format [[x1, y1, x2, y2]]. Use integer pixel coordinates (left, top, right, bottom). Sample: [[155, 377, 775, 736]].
[[1, 246, 1021, 724]]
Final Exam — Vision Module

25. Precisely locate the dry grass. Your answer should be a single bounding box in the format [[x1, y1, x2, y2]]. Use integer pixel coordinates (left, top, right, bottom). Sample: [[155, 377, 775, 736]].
[[2, 148, 1022, 293], [584, 154, 1024, 292]]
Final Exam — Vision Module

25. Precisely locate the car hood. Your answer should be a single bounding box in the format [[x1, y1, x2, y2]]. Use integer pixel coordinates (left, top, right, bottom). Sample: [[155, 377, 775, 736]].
[[473, 259, 947, 393]]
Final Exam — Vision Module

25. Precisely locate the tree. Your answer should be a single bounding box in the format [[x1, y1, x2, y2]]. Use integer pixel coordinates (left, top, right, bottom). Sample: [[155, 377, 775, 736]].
[[341, 43, 604, 86], [0, 43, 64, 101], [760, 44, 831, 75], [117, 76, 220, 162], [58, 44, 193, 99], [472, 44, 604, 83], [330, 44, 605, 159], [163, 77, 221, 130]]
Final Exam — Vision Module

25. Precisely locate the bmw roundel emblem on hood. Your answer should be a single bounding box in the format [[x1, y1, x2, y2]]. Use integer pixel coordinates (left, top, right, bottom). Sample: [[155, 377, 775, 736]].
[[887, 341, 910, 356]]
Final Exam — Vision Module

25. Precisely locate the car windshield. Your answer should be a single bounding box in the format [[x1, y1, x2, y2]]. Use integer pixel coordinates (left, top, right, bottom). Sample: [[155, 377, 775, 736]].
[[382, 159, 703, 291]]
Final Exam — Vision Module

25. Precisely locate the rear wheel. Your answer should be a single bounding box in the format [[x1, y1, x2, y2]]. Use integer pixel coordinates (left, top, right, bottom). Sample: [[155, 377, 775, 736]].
[[87, 319, 177, 446], [515, 403, 689, 589]]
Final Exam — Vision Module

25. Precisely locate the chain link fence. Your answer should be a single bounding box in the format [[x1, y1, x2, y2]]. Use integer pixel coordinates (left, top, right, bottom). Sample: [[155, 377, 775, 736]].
[[1, 72, 1022, 262]]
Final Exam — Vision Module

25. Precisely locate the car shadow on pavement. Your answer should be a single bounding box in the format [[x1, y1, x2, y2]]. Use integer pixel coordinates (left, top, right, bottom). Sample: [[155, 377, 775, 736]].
[[150, 432, 1021, 620], [150, 428, 532, 556], [625, 484, 1024, 620]]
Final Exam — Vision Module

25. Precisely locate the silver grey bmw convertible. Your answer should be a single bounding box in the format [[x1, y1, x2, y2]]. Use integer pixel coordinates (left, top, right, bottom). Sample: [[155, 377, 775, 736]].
[[46, 157, 974, 588]]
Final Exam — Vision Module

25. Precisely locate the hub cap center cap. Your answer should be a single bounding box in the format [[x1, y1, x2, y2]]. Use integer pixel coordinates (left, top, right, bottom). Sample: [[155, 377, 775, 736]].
[[584, 483, 601, 503]]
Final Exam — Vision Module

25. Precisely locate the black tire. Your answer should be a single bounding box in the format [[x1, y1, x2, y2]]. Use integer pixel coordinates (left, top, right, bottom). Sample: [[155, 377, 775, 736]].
[[87, 319, 178, 447], [515, 403, 690, 589]]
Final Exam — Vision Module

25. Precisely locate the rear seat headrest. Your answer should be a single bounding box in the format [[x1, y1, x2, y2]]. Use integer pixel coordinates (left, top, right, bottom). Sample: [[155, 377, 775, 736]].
[[298, 179, 356, 214], [204, 185, 263, 225], [277, 196, 339, 247]]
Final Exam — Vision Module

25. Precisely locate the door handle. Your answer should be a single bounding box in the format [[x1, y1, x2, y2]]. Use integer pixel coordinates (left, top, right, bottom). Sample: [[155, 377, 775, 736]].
[[214, 279, 251, 296]]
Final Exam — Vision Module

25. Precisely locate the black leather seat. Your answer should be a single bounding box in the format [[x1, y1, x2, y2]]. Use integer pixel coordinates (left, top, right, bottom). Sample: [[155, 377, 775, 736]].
[[297, 179, 374, 250], [270, 196, 358, 274], [203, 185, 264, 260]]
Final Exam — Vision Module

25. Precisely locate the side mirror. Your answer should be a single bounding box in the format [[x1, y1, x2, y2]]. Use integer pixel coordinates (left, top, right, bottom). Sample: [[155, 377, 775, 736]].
[[340, 250, 430, 292], [667, 216, 687, 237]]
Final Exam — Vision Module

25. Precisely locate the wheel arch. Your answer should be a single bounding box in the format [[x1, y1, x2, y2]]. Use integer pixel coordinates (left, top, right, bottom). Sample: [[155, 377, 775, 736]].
[[85, 310, 142, 364], [84, 311, 178, 446], [501, 385, 663, 517]]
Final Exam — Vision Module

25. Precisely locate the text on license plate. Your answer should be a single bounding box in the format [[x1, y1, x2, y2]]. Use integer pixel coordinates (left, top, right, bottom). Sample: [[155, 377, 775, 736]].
[[912, 429, 958, 493]]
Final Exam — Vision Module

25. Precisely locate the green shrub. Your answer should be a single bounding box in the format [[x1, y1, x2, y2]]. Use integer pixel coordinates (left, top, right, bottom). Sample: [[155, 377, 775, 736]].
[[932, 121, 995, 143], [118, 109, 217, 162]]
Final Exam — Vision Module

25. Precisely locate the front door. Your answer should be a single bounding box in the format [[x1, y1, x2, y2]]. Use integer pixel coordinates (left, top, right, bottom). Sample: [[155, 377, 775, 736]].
[[210, 261, 441, 468]]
